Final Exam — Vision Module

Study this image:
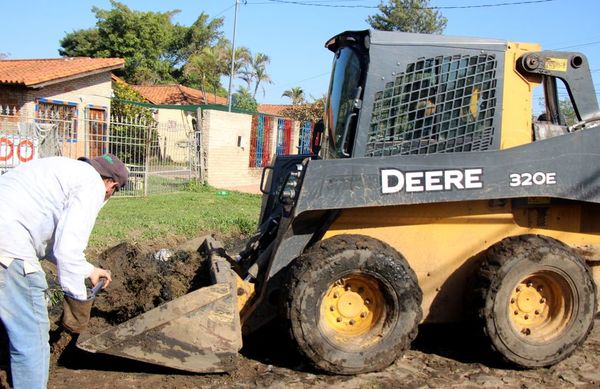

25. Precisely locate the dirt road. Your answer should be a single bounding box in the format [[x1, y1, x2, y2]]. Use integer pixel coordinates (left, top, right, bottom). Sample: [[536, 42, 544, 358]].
[[45, 317, 600, 388], [1, 236, 599, 388]]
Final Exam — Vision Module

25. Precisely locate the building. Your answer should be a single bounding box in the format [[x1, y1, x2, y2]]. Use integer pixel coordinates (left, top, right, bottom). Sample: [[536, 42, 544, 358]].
[[0, 57, 124, 164]]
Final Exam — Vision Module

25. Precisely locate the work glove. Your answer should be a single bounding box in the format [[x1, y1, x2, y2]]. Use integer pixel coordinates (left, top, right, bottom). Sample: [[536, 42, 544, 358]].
[[61, 279, 106, 334]]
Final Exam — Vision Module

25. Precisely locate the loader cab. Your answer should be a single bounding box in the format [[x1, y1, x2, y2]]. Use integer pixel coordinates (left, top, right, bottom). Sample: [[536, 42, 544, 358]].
[[323, 30, 600, 159], [324, 29, 511, 159]]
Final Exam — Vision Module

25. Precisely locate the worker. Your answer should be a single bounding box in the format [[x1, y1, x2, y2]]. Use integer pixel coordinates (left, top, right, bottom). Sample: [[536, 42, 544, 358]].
[[0, 153, 128, 389]]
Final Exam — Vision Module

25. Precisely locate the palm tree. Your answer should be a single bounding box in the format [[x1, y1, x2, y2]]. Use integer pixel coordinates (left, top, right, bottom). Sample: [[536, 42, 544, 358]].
[[232, 46, 251, 76], [239, 52, 273, 99], [282, 86, 305, 105], [183, 42, 229, 101], [252, 53, 272, 99], [252, 65, 272, 99]]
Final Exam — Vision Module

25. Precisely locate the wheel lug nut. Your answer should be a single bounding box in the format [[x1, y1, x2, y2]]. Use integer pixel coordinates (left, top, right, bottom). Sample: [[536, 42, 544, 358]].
[[336, 317, 342, 323], [360, 312, 367, 318], [527, 282, 533, 287], [535, 310, 540, 315], [537, 286, 543, 292], [510, 298, 515, 304], [349, 320, 355, 325], [514, 310, 519, 315], [524, 314, 529, 320], [365, 299, 371, 305], [521, 328, 531, 335], [333, 292, 339, 298], [516, 287, 521, 292], [358, 287, 364, 293], [330, 306, 335, 312], [540, 298, 546, 303], [346, 284, 352, 291]]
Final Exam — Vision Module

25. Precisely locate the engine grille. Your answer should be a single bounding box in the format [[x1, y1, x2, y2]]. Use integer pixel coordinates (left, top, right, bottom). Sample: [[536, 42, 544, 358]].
[[366, 54, 498, 156]]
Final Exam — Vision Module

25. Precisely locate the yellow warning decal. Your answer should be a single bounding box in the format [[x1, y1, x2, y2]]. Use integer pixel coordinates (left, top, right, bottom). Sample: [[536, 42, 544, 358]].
[[545, 58, 568, 72]]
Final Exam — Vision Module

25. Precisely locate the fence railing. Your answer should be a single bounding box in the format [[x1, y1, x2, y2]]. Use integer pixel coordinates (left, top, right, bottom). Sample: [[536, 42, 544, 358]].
[[0, 106, 195, 197], [1, 106, 315, 196]]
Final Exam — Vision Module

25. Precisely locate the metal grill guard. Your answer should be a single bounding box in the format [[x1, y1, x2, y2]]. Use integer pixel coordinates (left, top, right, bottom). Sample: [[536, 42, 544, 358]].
[[367, 54, 498, 156]]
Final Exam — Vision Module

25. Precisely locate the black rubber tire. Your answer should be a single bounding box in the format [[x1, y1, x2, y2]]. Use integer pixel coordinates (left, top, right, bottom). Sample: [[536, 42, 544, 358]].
[[283, 234, 422, 374], [475, 234, 597, 368]]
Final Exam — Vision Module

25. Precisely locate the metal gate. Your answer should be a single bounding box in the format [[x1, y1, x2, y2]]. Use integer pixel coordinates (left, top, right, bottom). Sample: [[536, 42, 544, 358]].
[[0, 106, 196, 197]]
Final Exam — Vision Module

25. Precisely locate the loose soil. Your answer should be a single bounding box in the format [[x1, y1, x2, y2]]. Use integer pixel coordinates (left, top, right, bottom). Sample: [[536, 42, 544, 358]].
[[1, 235, 600, 388]]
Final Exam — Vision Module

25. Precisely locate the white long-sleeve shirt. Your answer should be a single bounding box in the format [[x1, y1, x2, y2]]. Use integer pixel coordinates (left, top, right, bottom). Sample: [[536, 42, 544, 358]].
[[0, 157, 106, 299]]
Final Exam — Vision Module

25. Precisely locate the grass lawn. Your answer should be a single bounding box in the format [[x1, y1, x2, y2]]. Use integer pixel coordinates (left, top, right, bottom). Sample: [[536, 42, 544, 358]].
[[87, 184, 262, 253]]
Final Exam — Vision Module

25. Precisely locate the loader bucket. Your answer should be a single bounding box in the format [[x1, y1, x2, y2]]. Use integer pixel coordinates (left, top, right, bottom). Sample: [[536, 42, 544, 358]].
[[77, 269, 242, 373]]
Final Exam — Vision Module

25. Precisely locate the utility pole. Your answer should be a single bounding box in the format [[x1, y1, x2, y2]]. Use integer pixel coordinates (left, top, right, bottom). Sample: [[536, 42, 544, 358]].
[[227, 0, 240, 112]]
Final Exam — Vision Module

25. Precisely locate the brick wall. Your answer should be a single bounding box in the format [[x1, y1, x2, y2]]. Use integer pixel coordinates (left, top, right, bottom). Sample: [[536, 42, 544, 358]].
[[202, 109, 256, 190], [201, 109, 309, 193], [19, 72, 113, 115]]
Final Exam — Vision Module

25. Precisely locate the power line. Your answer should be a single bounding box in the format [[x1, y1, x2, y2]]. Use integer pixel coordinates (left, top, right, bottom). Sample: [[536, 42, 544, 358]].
[[552, 40, 600, 50], [213, 4, 237, 18], [279, 72, 330, 88], [258, 0, 554, 9]]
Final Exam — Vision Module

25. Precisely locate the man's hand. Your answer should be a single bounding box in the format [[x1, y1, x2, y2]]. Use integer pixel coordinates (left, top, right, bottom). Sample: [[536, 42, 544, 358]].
[[88, 267, 112, 289]]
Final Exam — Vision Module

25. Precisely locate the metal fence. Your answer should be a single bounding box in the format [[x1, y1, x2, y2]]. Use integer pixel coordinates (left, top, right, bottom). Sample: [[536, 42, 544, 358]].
[[249, 114, 300, 168], [0, 106, 196, 197]]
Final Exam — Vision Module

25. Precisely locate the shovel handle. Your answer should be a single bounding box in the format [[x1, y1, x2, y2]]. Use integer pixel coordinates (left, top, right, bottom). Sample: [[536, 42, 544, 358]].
[[90, 278, 107, 299]]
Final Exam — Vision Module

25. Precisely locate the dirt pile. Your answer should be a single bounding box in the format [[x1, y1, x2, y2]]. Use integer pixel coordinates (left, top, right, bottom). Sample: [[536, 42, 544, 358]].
[[42, 235, 217, 366], [87, 238, 211, 332]]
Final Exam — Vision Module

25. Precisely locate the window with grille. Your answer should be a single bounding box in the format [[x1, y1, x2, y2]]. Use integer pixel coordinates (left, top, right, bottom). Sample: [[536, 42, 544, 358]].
[[366, 54, 498, 156], [36, 100, 78, 142]]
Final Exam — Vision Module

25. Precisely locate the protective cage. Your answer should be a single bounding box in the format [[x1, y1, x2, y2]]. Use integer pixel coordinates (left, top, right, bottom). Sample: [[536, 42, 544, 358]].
[[367, 53, 498, 156]]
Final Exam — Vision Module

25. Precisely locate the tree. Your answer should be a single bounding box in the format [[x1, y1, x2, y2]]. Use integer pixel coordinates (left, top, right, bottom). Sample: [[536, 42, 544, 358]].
[[239, 52, 272, 99], [282, 86, 305, 105], [281, 95, 325, 122], [167, 12, 225, 68], [59, 1, 227, 86], [60, 1, 179, 83], [183, 40, 230, 95], [367, 0, 447, 34], [110, 81, 158, 164], [232, 87, 258, 112]]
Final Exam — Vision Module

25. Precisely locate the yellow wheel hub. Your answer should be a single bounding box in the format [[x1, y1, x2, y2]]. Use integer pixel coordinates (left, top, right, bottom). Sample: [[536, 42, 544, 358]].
[[508, 271, 573, 342], [320, 274, 384, 338]]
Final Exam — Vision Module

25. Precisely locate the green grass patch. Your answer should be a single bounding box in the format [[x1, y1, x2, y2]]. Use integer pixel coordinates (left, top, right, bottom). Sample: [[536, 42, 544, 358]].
[[88, 184, 262, 252]]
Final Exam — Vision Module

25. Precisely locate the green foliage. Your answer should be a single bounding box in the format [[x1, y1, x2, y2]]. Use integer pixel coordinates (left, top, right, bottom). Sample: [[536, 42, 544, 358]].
[[59, 1, 228, 87], [111, 82, 154, 119], [167, 13, 225, 67], [281, 95, 325, 122], [282, 86, 305, 105], [232, 87, 258, 112], [58, 28, 102, 57], [110, 82, 159, 164], [559, 98, 577, 126], [57, 1, 273, 99], [88, 188, 261, 252], [240, 52, 272, 99], [183, 40, 230, 93], [367, 0, 447, 34], [60, 1, 177, 83]]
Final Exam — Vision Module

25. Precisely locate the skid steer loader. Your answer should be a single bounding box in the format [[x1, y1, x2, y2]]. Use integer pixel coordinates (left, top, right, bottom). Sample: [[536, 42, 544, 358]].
[[78, 29, 600, 375]]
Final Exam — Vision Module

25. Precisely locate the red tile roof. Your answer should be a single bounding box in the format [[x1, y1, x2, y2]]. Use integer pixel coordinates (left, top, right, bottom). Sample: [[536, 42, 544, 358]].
[[258, 104, 291, 116], [0, 57, 124, 87], [131, 84, 227, 106]]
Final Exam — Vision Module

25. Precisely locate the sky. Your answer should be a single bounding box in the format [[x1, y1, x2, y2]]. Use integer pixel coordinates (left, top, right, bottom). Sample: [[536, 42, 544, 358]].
[[1, 0, 599, 105]]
